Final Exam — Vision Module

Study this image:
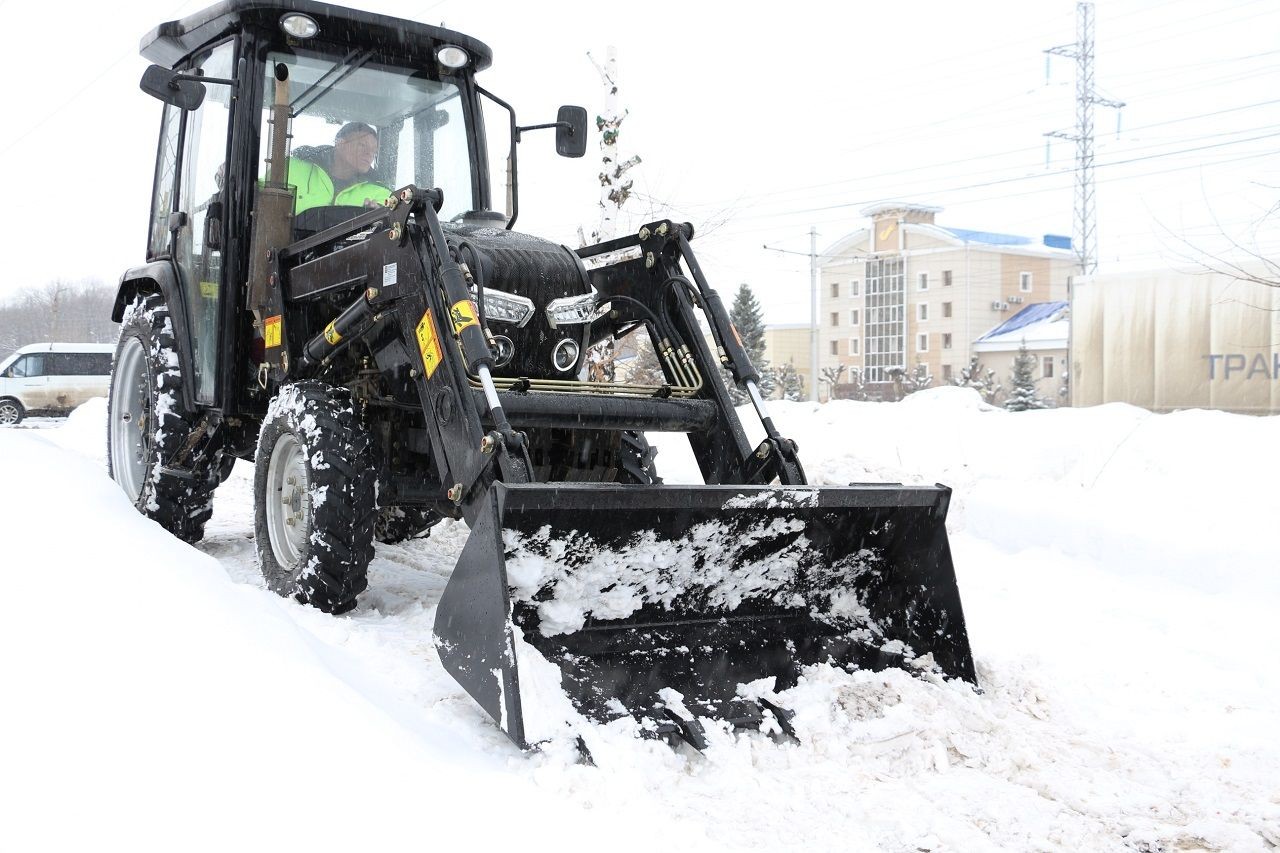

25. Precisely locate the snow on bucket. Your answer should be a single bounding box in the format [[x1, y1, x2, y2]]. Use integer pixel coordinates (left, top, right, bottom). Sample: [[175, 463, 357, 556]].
[[434, 483, 975, 749]]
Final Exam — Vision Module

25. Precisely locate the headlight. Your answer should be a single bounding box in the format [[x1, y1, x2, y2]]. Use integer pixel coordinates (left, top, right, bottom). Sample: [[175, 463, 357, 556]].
[[478, 288, 535, 327], [280, 14, 319, 38], [437, 45, 470, 69], [551, 338, 580, 373], [544, 293, 610, 328]]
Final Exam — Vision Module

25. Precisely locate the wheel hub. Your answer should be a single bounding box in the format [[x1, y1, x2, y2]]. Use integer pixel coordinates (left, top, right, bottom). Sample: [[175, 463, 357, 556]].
[[108, 336, 151, 502], [266, 433, 311, 569]]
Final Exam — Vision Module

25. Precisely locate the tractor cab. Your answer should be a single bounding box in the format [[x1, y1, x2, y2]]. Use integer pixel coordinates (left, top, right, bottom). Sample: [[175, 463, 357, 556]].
[[131, 0, 583, 411]]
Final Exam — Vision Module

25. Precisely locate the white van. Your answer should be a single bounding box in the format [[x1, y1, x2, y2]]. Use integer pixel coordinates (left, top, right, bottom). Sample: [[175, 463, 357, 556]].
[[0, 343, 115, 425]]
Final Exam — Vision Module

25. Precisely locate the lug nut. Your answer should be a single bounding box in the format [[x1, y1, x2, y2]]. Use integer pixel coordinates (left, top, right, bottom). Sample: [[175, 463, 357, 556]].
[[656, 222, 669, 236], [645, 252, 655, 269], [638, 226, 651, 240], [447, 483, 464, 503]]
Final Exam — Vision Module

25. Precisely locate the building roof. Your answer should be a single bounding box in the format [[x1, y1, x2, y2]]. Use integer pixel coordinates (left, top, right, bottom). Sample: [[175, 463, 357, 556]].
[[820, 224, 1073, 263], [859, 201, 943, 218], [941, 227, 1030, 246], [973, 301, 1069, 352], [940, 227, 1073, 250]]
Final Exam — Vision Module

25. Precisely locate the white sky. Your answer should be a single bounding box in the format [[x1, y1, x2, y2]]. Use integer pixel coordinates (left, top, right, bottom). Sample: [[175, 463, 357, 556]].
[[1, 0, 1277, 323]]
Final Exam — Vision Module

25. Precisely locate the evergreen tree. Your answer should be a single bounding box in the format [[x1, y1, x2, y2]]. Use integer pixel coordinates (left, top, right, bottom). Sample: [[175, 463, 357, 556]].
[[1005, 340, 1049, 411], [726, 283, 773, 402]]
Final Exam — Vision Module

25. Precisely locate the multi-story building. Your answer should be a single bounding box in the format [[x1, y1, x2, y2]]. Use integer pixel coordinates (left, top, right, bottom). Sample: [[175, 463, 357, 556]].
[[762, 324, 812, 397], [819, 202, 1075, 397]]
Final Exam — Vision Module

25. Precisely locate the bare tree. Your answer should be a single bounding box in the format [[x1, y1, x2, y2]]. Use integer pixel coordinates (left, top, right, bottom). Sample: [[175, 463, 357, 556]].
[[579, 46, 642, 382], [616, 333, 666, 386], [951, 355, 1003, 405], [0, 279, 117, 354], [820, 364, 846, 400], [1156, 198, 1280, 290]]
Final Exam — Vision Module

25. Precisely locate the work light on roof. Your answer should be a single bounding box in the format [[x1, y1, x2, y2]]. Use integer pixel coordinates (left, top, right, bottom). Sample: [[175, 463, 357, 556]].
[[437, 45, 470, 69], [280, 13, 319, 39]]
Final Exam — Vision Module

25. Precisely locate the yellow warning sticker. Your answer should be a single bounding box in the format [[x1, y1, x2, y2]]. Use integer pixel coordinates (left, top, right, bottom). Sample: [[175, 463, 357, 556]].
[[199, 280, 218, 299], [323, 321, 342, 345], [264, 315, 282, 348], [450, 300, 480, 335], [416, 309, 443, 378]]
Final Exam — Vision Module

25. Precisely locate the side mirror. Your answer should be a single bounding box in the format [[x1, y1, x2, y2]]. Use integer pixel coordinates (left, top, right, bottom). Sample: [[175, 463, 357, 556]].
[[140, 65, 206, 111], [555, 106, 588, 158]]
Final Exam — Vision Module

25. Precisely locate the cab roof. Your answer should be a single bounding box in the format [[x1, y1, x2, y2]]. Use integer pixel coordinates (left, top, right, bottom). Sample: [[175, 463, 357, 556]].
[[140, 0, 492, 71], [12, 343, 116, 354]]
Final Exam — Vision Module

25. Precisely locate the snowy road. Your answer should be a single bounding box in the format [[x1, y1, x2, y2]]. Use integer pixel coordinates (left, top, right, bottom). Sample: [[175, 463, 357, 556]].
[[2, 392, 1277, 852]]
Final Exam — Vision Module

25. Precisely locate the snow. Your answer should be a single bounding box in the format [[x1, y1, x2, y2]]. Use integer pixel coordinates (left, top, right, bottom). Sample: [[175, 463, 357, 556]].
[[2, 391, 1279, 852]]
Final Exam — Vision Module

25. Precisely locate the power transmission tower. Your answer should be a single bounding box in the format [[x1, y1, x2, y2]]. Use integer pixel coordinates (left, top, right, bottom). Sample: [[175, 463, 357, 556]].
[[1045, 1, 1124, 275]]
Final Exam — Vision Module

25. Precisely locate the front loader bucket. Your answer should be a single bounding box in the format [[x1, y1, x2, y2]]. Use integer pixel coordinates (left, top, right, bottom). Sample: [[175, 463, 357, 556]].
[[434, 483, 975, 750]]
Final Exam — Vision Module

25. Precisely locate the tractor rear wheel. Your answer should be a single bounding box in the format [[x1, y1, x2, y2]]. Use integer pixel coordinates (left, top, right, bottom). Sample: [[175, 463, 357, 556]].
[[107, 292, 218, 543], [254, 381, 377, 614]]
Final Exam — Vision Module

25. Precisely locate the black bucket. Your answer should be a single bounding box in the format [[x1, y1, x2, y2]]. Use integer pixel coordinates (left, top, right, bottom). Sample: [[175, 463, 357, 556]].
[[434, 482, 975, 749]]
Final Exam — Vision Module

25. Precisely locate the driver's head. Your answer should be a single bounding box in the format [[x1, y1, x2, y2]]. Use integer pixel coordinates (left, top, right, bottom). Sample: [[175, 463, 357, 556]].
[[333, 122, 378, 177]]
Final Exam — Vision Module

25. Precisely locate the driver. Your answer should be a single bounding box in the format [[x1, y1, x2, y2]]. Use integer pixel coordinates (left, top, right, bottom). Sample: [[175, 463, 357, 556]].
[[289, 122, 391, 214]]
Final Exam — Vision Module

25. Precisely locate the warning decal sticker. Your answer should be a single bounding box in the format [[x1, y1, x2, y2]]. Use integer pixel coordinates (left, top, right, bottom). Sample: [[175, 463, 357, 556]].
[[416, 309, 443, 378], [450, 300, 479, 335], [264, 315, 282, 348]]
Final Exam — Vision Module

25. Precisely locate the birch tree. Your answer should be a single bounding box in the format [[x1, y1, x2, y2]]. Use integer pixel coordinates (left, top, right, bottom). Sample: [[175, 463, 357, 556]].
[[581, 46, 642, 382]]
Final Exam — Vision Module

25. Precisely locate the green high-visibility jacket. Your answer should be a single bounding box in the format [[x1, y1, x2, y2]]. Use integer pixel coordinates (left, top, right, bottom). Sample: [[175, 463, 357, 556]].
[[288, 157, 390, 214]]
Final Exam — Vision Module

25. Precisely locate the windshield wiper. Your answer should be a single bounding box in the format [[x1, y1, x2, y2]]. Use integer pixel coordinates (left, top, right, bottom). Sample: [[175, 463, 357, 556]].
[[290, 48, 372, 117]]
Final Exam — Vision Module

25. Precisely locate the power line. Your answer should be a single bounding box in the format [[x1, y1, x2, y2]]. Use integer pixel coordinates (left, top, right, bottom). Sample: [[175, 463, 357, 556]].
[[687, 147, 1278, 246]]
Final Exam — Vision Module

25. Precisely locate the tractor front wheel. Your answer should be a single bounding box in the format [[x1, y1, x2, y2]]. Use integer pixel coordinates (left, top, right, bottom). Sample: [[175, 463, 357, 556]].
[[254, 381, 377, 614]]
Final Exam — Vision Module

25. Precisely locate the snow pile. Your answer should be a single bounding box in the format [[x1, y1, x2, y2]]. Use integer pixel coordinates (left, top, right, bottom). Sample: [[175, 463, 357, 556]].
[[2, 392, 1278, 852], [504, 514, 870, 635]]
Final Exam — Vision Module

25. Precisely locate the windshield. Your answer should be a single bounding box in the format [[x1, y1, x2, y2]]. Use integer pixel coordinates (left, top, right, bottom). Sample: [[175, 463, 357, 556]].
[[262, 50, 476, 222]]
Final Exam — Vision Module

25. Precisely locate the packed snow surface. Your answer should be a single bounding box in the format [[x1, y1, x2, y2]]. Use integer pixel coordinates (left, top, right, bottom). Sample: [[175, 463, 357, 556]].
[[3, 390, 1279, 852]]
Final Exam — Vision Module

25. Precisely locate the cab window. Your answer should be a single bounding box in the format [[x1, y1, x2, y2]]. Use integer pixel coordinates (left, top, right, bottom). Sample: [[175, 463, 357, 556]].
[[8, 355, 44, 378]]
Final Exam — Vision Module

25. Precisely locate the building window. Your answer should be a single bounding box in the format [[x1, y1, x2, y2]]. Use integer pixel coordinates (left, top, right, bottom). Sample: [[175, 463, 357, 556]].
[[850, 338, 860, 354], [830, 311, 840, 327], [1020, 272, 1033, 292], [1043, 356, 1054, 378], [917, 303, 928, 322], [918, 272, 929, 291], [942, 301, 952, 318], [850, 309, 859, 326], [917, 333, 928, 352], [830, 282, 839, 298], [942, 364, 952, 381], [830, 340, 839, 356], [851, 280, 860, 296], [943, 333, 952, 349], [943, 270, 953, 287], [864, 256, 905, 382]]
